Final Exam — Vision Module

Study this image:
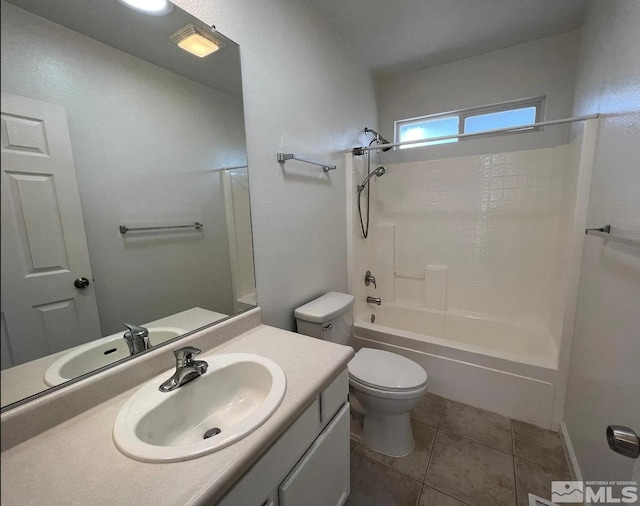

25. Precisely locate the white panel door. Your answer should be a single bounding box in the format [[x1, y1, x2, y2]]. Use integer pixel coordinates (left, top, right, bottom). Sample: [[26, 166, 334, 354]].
[[1, 93, 101, 367]]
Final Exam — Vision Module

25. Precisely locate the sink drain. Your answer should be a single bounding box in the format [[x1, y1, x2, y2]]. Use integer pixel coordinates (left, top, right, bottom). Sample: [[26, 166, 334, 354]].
[[203, 428, 221, 439]]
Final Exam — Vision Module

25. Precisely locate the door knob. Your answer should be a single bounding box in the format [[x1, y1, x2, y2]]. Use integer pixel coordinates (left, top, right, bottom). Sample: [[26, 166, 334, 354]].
[[74, 277, 90, 289], [607, 425, 640, 459]]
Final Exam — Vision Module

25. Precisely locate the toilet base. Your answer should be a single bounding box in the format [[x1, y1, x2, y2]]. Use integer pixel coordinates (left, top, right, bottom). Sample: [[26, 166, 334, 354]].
[[361, 412, 415, 457]]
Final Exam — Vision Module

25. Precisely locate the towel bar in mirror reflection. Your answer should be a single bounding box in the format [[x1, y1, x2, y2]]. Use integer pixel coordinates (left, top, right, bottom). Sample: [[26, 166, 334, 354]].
[[0, 0, 255, 410], [119, 222, 204, 234]]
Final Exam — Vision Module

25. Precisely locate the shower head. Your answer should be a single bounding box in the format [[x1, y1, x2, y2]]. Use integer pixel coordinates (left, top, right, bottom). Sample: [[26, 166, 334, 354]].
[[364, 127, 393, 152], [374, 166, 387, 177], [357, 166, 387, 192]]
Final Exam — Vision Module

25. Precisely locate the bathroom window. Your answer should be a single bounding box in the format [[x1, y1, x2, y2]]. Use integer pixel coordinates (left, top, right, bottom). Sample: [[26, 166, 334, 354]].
[[395, 97, 544, 149]]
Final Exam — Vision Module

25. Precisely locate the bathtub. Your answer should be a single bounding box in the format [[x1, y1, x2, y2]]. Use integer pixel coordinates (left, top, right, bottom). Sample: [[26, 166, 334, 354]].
[[352, 301, 562, 428]]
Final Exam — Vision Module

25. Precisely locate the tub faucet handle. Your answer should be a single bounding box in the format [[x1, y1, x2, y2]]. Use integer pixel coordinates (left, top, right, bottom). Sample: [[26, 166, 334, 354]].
[[364, 270, 377, 289]]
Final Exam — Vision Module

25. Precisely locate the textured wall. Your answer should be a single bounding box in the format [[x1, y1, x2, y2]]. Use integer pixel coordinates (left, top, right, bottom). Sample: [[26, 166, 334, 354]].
[[377, 31, 580, 163], [563, 0, 640, 481], [175, 0, 378, 329], [1, 3, 246, 335]]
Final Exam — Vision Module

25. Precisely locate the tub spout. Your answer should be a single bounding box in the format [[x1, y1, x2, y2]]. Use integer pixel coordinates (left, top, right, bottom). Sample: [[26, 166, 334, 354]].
[[367, 296, 382, 306]]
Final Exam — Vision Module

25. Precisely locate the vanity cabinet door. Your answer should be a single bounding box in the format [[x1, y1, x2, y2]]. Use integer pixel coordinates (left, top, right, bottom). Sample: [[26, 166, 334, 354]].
[[278, 403, 350, 506], [216, 398, 322, 506], [320, 369, 348, 425]]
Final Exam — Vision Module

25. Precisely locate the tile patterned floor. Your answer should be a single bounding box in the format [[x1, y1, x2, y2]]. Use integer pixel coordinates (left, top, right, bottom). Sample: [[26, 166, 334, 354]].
[[346, 395, 574, 506]]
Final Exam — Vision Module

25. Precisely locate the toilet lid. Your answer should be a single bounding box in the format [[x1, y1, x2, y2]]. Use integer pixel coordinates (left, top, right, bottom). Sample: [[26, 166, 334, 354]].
[[349, 348, 427, 391]]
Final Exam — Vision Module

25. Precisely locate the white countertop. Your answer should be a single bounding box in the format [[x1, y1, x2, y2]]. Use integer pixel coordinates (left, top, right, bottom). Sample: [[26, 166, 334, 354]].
[[0, 324, 353, 505]]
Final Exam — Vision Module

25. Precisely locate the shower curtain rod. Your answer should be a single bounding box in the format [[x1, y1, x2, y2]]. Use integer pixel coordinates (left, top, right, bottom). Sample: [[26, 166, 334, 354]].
[[352, 114, 599, 153]]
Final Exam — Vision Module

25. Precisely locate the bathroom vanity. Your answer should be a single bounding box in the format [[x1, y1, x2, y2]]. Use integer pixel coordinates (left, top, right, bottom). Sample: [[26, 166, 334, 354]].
[[0, 309, 353, 505]]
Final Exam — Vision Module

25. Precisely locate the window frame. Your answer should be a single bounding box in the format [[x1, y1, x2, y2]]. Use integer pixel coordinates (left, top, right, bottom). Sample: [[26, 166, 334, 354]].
[[394, 96, 545, 148]]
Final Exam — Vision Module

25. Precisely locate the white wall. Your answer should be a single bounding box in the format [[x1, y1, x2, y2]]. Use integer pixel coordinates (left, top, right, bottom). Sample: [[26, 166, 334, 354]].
[[175, 0, 378, 330], [376, 31, 580, 163], [563, 0, 640, 482], [1, 2, 245, 334]]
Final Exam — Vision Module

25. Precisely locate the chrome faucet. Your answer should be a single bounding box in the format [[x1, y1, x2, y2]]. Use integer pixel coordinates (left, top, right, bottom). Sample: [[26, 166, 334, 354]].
[[123, 323, 150, 356], [364, 270, 377, 289], [159, 346, 208, 392], [367, 296, 382, 306]]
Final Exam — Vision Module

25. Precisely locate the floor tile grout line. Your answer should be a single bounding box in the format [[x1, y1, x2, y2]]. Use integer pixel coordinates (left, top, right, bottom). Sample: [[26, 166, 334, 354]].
[[414, 486, 422, 506], [437, 426, 514, 456], [511, 422, 571, 475], [514, 432, 563, 446], [437, 399, 446, 426], [351, 420, 440, 486], [409, 418, 440, 430], [430, 427, 518, 506], [352, 446, 425, 487], [421, 401, 445, 485], [411, 417, 442, 431], [411, 398, 445, 428], [512, 420, 563, 439], [423, 479, 475, 506], [422, 426, 439, 485], [423, 393, 445, 407], [513, 454, 572, 476], [425, 429, 517, 506]]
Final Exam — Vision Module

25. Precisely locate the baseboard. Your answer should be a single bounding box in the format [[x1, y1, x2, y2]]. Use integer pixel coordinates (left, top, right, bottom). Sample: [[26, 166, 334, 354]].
[[560, 421, 582, 481]]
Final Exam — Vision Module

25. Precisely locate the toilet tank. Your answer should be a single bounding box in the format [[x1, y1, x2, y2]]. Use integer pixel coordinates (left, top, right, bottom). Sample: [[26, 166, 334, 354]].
[[294, 292, 354, 346]]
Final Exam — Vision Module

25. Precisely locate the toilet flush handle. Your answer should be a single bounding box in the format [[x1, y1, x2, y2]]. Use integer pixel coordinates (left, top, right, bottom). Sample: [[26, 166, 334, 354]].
[[323, 324, 333, 331]]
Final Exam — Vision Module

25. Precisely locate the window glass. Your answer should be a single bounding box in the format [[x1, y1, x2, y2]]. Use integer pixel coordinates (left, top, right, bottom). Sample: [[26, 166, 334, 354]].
[[398, 116, 459, 149], [464, 106, 537, 134], [395, 98, 543, 149]]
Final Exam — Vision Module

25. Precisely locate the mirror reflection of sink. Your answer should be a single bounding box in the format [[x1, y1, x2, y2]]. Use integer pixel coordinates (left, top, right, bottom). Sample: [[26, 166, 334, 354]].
[[43, 327, 187, 387], [113, 353, 286, 463]]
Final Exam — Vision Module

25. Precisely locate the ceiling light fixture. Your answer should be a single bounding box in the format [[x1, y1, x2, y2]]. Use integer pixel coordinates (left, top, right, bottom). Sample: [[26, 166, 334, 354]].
[[170, 24, 225, 58], [117, 0, 173, 16]]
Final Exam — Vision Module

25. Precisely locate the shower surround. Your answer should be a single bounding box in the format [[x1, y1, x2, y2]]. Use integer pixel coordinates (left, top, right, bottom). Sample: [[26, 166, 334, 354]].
[[347, 120, 597, 428]]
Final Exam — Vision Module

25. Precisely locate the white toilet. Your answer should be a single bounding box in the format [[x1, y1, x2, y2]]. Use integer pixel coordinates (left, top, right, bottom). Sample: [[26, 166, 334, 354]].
[[295, 292, 428, 457]]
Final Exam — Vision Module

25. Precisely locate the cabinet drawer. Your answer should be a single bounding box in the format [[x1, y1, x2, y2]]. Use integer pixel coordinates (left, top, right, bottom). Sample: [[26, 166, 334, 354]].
[[279, 403, 350, 506], [320, 369, 348, 425]]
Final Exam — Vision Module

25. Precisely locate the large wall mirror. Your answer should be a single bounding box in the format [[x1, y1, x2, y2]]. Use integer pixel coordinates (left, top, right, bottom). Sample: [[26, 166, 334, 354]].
[[0, 0, 255, 409]]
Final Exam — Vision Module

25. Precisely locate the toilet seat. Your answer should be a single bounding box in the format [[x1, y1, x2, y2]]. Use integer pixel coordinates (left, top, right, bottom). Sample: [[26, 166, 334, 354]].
[[349, 375, 428, 401], [348, 348, 428, 392]]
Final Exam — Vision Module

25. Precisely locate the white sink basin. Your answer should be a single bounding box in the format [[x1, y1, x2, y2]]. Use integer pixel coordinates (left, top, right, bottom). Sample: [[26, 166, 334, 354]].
[[113, 353, 286, 462], [43, 327, 187, 386]]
